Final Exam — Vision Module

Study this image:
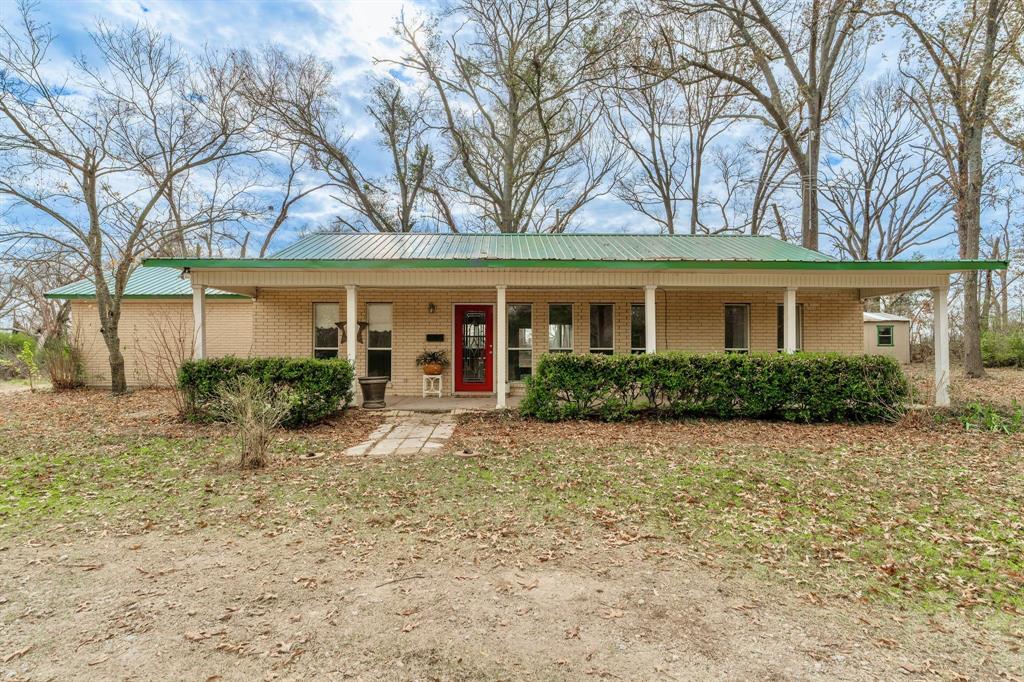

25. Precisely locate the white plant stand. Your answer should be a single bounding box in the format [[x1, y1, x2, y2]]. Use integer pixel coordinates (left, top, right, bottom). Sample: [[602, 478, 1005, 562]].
[[422, 374, 442, 398]]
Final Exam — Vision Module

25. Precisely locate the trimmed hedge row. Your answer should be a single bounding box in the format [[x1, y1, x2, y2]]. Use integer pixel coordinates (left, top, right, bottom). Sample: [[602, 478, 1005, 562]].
[[519, 352, 909, 423], [178, 356, 354, 428]]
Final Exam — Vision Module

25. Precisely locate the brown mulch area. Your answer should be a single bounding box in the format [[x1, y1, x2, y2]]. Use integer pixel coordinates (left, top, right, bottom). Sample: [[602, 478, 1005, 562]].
[[0, 386, 382, 445], [907, 363, 1024, 408]]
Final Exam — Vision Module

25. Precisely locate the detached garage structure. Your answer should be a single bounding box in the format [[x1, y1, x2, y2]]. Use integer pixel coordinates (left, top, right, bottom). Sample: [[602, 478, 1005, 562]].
[[864, 312, 912, 364], [48, 232, 1006, 407]]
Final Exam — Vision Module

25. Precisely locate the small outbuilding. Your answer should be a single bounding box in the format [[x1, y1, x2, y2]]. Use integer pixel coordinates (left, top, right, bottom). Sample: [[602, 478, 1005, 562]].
[[863, 312, 911, 364]]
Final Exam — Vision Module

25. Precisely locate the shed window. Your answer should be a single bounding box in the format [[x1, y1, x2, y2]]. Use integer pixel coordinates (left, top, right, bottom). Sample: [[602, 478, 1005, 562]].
[[724, 304, 749, 353], [877, 325, 894, 347], [367, 303, 392, 379], [589, 304, 614, 355], [776, 304, 803, 351], [548, 304, 573, 353], [508, 304, 533, 381], [313, 303, 339, 359], [630, 304, 646, 354]]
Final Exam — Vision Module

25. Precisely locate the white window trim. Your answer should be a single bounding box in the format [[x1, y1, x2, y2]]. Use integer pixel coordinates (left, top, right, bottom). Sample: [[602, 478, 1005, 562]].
[[507, 303, 533, 383], [548, 302, 574, 353], [589, 303, 615, 355], [313, 302, 340, 359], [724, 303, 750, 353], [366, 302, 393, 379], [630, 303, 646, 354]]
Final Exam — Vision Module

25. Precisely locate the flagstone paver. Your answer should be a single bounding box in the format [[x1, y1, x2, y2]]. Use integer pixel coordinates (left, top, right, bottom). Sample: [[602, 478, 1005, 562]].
[[344, 414, 457, 457]]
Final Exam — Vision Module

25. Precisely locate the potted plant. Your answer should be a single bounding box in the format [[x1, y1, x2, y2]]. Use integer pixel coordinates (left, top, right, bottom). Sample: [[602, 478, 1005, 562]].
[[416, 349, 449, 376]]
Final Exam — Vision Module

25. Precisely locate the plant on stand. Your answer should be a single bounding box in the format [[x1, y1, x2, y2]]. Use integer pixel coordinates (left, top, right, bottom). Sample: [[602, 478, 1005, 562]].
[[415, 350, 449, 375]]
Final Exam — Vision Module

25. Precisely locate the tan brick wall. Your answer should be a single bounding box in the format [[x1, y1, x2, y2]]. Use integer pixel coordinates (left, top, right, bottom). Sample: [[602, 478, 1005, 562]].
[[71, 299, 254, 388], [251, 287, 863, 396]]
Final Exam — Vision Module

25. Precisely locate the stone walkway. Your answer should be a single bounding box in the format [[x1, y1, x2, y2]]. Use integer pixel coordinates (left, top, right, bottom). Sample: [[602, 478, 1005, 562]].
[[343, 414, 456, 456]]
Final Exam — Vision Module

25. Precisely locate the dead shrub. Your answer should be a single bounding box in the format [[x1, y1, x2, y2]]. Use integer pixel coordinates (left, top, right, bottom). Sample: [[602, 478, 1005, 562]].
[[213, 375, 292, 469]]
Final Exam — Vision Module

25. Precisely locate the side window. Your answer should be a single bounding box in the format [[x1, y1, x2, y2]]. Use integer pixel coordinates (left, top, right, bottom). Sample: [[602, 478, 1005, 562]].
[[548, 304, 573, 353], [313, 302, 339, 359], [877, 325, 894, 347], [589, 304, 614, 355], [508, 304, 533, 381], [724, 304, 750, 353], [630, 304, 645, 354], [366, 303, 392, 378]]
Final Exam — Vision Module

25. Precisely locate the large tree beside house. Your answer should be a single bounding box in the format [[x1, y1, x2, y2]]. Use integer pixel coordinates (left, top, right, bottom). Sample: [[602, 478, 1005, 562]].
[[657, 0, 872, 251], [876, 0, 1024, 377], [389, 0, 627, 234], [0, 3, 260, 393]]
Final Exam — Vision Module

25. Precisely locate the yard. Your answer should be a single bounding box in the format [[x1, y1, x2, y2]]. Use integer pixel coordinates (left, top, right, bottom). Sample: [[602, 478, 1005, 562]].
[[1, 367, 1022, 680]]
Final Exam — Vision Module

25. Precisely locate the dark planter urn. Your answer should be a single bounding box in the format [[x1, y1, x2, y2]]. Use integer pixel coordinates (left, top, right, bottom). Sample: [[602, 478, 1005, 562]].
[[358, 376, 388, 409]]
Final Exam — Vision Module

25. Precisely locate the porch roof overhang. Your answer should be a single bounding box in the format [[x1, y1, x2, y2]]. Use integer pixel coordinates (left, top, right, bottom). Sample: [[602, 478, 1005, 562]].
[[144, 255, 1006, 273]]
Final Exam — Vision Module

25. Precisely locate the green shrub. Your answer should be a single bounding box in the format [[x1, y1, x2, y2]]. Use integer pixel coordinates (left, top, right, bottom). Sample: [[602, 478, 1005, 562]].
[[520, 352, 909, 423], [0, 331, 35, 355], [981, 329, 1024, 368], [40, 338, 84, 390], [178, 356, 354, 428], [955, 400, 1023, 434]]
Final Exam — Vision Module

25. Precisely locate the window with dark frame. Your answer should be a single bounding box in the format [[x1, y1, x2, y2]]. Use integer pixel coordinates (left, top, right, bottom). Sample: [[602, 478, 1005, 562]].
[[313, 302, 339, 359], [507, 304, 533, 381], [877, 324, 894, 347], [630, 304, 646, 354], [366, 303, 392, 379], [589, 303, 614, 355], [548, 304, 573, 353], [776, 303, 803, 352], [724, 304, 750, 353]]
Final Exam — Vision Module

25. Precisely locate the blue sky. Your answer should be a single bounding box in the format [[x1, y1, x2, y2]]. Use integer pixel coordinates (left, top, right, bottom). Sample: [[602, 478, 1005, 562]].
[[1, 0, 995, 260]]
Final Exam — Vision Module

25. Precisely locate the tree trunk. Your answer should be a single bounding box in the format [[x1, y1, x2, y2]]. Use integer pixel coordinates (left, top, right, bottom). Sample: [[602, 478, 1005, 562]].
[[801, 127, 821, 251], [961, 125, 986, 377], [105, 333, 128, 395]]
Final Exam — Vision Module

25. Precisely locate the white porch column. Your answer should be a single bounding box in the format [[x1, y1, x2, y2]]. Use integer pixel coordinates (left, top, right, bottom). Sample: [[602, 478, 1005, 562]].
[[933, 286, 950, 407], [783, 287, 798, 354], [346, 285, 359, 405], [191, 283, 206, 360], [495, 285, 507, 409], [644, 285, 657, 354]]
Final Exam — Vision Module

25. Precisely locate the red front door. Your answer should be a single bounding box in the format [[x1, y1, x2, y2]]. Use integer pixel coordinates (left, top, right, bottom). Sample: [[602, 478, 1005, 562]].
[[454, 305, 493, 392]]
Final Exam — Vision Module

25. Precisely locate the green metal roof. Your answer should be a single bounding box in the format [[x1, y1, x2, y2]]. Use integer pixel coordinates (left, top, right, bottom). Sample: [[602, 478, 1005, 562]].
[[266, 232, 837, 262], [45, 267, 247, 300], [140, 233, 1007, 271]]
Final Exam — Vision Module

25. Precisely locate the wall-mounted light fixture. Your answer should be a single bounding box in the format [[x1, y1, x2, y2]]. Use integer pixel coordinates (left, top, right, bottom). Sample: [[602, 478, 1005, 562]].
[[427, 302, 436, 314]]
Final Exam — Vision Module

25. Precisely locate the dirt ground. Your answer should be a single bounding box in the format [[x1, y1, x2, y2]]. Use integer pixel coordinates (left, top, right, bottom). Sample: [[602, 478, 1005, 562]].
[[3, 528, 1020, 681], [1, 367, 1022, 680]]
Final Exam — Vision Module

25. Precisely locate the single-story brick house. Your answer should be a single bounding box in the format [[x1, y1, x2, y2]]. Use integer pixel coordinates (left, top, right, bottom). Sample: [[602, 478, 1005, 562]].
[[863, 312, 912, 364], [47, 233, 1006, 407]]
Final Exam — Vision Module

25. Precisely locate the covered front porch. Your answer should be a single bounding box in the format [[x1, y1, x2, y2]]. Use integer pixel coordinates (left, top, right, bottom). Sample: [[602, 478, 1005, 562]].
[[186, 274, 952, 409]]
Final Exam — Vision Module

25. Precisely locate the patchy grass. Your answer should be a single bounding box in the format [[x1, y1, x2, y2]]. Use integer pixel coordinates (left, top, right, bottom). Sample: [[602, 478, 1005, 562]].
[[1, 381, 1023, 630]]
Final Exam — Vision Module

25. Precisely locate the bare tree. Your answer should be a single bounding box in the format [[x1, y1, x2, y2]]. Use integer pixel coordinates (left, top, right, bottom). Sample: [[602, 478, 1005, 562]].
[[981, 188, 1023, 329], [744, 129, 799, 238], [239, 49, 434, 233], [605, 63, 689, 233], [820, 76, 952, 260], [0, 4, 259, 393], [610, 11, 749, 234], [390, 0, 624, 233], [877, 0, 1024, 377], [659, 0, 869, 250]]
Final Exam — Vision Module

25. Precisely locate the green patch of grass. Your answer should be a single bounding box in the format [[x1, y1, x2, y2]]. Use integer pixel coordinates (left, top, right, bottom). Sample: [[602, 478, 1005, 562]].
[[1, 422, 1021, 621]]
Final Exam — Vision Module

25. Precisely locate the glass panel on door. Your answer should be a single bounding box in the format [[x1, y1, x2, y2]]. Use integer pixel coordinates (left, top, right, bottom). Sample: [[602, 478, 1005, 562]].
[[461, 311, 486, 384]]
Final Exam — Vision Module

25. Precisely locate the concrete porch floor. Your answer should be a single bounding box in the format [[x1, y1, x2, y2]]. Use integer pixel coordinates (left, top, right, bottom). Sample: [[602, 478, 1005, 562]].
[[368, 394, 522, 413]]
